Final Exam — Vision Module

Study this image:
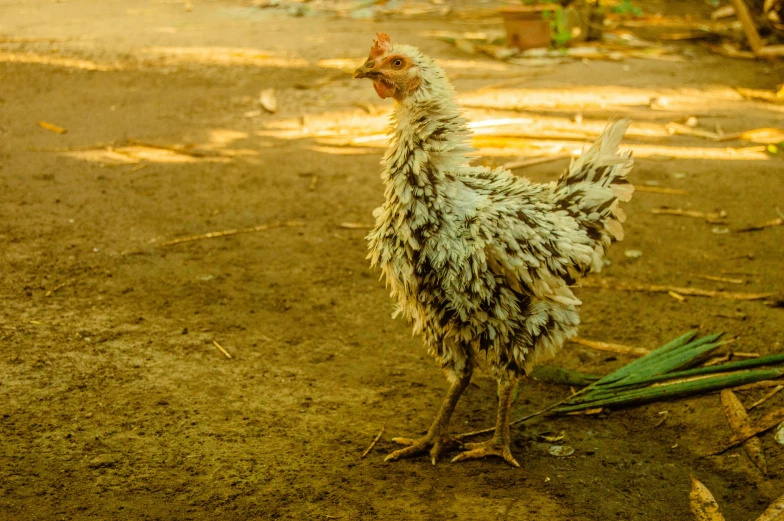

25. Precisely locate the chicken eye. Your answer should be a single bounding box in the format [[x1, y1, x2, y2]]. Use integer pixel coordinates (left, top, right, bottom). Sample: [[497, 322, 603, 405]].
[[391, 58, 405, 69]]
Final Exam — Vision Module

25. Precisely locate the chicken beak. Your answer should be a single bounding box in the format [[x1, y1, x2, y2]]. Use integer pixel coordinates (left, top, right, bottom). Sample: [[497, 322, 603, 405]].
[[353, 62, 375, 79]]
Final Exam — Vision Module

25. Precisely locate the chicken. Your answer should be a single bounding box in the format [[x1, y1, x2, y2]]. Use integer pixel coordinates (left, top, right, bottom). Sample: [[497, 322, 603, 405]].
[[354, 33, 634, 466]]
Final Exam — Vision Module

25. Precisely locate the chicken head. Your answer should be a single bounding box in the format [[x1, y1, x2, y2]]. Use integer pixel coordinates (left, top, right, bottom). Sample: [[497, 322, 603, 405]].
[[353, 33, 421, 101]]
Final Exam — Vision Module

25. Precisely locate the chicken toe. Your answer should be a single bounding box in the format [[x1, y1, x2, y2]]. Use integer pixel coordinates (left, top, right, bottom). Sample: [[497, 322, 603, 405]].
[[451, 437, 520, 467], [385, 432, 461, 465]]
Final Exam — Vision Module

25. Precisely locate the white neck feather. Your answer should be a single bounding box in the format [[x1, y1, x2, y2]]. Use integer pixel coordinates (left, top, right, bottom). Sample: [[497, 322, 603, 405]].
[[379, 70, 472, 231]]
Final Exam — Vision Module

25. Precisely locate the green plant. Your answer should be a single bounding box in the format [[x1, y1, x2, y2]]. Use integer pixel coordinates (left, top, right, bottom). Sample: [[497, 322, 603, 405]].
[[543, 6, 573, 47], [611, 0, 643, 17]]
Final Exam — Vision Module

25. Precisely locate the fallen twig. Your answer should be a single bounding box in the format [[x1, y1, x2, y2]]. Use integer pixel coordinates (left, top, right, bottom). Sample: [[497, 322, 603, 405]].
[[339, 222, 372, 230], [734, 217, 784, 233], [580, 278, 776, 301], [45, 280, 71, 297], [38, 121, 67, 134], [696, 275, 745, 285], [569, 337, 650, 356], [665, 122, 721, 140], [361, 426, 385, 458], [155, 221, 305, 248], [730, 0, 763, 53], [128, 163, 150, 173], [732, 380, 784, 392], [634, 186, 688, 195], [668, 290, 686, 302], [212, 340, 232, 359], [747, 385, 783, 411], [651, 208, 726, 224]]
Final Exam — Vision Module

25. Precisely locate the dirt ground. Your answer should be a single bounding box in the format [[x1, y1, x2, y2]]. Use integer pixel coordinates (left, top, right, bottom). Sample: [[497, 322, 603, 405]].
[[1, 1, 783, 520]]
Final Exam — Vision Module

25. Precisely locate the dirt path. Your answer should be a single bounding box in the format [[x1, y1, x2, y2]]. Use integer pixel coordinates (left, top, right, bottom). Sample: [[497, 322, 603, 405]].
[[1, 1, 783, 520]]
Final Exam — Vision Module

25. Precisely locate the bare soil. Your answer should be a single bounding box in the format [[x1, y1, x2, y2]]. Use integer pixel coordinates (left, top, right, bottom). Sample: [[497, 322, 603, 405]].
[[1, 1, 783, 520]]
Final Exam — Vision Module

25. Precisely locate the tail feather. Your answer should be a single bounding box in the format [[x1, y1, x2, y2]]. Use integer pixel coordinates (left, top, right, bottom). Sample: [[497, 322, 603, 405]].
[[555, 119, 634, 267]]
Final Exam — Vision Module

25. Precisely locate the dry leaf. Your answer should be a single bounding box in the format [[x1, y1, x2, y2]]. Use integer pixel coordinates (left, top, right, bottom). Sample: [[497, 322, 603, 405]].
[[723, 407, 784, 450], [37, 121, 67, 134], [720, 390, 767, 474], [755, 493, 784, 521], [260, 89, 278, 113], [740, 128, 784, 144], [689, 476, 726, 521]]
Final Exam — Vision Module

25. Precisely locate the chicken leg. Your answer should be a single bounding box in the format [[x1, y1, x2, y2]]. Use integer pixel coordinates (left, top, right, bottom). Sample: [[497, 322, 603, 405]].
[[385, 370, 472, 465], [452, 377, 520, 467]]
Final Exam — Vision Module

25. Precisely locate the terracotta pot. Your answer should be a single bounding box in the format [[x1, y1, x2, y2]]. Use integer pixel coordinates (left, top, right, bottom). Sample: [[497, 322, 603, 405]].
[[499, 5, 558, 50]]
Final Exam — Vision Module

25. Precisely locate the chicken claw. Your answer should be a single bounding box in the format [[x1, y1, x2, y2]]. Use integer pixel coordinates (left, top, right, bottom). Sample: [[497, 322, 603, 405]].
[[385, 433, 461, 465], [451, 438, 520, 468]]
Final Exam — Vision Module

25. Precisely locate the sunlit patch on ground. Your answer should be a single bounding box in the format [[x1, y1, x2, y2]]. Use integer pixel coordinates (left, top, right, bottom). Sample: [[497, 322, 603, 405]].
[[0, 51, 117, 71], [141, 47, 309, 67]]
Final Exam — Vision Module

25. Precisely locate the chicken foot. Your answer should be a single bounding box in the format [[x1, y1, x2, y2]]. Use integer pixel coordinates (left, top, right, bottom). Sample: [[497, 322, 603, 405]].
[[452, 378, 520, 467], [384, 371, 472, 465]]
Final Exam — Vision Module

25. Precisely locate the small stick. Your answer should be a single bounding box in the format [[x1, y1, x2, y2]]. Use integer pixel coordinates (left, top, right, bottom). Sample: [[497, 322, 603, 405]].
[[505, 153, 571, 171], [729, 0, 763, 53], [705, 354, 732, 366], [651, 208, 726, 224], [309, 175, 319, 191], [747, 385, 783, 411], [569, 337, 650, 356], [565, 407, 603, 416], [45, 280, 71, 297], [733, 351, 761, 358], [212, 340, 232, 359], [668, 290, 686, 302], [128, 163, 149, 173], [634, 186, 688, 195], [339, 222, 372, 230], [733, 217, 784, 233], [361, 426, 385, 458], [732, 380, 784, 392], [157, 221, 305, 248], [665, 122, 721, 140], [696, 275, 745, 285], [38, 121, 67, 134], [721, 270, 758, 276]]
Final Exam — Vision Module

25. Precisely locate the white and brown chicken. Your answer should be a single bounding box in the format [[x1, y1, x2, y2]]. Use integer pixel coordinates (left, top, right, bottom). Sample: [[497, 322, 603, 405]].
[[354, 34, 634, 467]]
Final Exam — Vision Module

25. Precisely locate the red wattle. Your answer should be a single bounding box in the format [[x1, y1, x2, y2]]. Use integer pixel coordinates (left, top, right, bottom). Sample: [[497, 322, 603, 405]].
[[373, 80, 395, 99]]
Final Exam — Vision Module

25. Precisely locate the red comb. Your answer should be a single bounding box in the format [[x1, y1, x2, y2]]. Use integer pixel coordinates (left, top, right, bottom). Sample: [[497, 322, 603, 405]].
[[370, 33, 391, 59]]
